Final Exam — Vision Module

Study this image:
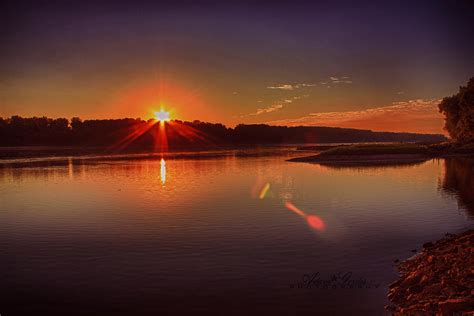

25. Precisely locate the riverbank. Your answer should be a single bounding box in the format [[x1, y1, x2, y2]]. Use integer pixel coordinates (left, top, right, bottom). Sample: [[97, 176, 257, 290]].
[[288, 153, 429, 164], [288, 142, 474, 163], [386, 230, 474, 315], [289, 143, 430, 163]]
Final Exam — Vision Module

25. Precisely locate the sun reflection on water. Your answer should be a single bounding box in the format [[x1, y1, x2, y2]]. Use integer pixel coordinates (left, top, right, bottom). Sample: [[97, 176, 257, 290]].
[[160, 158, 166, 185]]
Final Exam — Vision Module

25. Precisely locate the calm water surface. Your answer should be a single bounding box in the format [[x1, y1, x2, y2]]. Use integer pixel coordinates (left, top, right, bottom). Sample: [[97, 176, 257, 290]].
[[1, 150, 473, 315]]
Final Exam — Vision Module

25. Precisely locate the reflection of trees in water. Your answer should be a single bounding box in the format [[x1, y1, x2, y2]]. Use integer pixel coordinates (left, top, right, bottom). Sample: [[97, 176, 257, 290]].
[[441, 158, 474, 217]]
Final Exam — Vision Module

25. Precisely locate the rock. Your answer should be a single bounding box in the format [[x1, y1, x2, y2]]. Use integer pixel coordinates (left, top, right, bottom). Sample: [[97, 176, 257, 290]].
[[384, 304, 396, 311], [389, 279, 401, 289], [402, 272, 421, 287], [408, 284, 423, 294], [423, 302, 433, 309], [423, 283, 443, 296], [438, 298, 474, 315], [420, 275, 430, 284], [387, 230, 474, 315], [423, 242, 434, 249]]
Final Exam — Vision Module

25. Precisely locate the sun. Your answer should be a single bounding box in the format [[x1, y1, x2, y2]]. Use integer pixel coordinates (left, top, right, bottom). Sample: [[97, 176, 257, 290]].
[[154, 110, 170, 122]]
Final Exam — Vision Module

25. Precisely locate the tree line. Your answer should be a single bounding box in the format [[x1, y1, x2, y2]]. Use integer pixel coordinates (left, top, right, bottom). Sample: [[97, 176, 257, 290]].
[[0, 116, 446, 148], [439, 77, 474, 143]]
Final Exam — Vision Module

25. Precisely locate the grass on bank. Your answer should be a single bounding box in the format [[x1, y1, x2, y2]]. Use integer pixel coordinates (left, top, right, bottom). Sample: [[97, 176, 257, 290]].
[[316, 143, 430, 157]]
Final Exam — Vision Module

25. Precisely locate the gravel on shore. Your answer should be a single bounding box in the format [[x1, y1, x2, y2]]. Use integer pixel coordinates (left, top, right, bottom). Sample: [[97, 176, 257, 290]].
[[386, 230, 474, 315]]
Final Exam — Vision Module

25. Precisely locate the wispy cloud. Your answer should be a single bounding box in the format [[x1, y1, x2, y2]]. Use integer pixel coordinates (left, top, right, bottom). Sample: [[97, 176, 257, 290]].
[[250, 104, 284, 115], [268, 78, 352, 90], [245, 95, 309, 117], [297, 83, 316, 88], [266, 99, 445, 134], [267, 83, 316, 90], [292, 94, 310, 100], [267, 84, 294, 90], [328, 76, 352, 84]]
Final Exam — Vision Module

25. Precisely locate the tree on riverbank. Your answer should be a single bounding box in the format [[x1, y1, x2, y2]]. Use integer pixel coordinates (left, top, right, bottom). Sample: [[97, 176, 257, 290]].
[[0, 117, 446, 147], [439, 77, 474, 143]]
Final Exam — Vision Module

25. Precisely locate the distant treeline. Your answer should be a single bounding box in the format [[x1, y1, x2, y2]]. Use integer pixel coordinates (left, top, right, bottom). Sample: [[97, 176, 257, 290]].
[[0, 116, 447, 148]]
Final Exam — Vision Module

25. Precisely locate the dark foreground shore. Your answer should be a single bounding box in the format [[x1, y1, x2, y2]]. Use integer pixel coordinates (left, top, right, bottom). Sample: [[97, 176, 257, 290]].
[[387, 230, 474, 315]]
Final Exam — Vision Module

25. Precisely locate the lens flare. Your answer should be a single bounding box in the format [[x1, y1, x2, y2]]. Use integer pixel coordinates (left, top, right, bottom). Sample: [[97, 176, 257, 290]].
[[306, 215, 325, 230], [285, 201, 325, 231], [285, 201, 305, 217], [259, 183, 270, 199]]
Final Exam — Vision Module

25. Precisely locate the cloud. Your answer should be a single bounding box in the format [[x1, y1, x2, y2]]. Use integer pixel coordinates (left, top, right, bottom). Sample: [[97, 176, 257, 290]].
[[292, 94, 309, 100], [266, 99, 445, 134], [246, 94, 309, 117], [268, 84, 295, 90], [268, 79, 351, 90], [267, 83, 316, 90], [297, 83, 316, 88], [328, 76, 352, 84], [250, 104, 284, 116]]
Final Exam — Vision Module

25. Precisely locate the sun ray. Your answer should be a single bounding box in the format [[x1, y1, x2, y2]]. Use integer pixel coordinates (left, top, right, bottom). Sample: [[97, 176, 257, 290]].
[[168, 121, 216, 145], [108, 119, 157, 152], [155, 121, 169, 152]]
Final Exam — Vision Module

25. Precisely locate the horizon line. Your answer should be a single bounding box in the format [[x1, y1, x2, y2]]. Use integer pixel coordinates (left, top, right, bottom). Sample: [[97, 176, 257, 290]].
[[0, 115, 448, 136]]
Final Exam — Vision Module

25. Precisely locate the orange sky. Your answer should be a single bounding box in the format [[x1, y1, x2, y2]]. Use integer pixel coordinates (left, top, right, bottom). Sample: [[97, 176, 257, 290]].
[[0, 77, 450, 135], [267, 99, 447, 135], [2, 1, 472, 136]]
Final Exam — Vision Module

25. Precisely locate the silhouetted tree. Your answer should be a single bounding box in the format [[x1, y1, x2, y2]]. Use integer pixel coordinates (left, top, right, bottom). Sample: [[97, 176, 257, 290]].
[[0, 116, 447, 148], [71, 117, 82, 130], [439, 77, 474, 143]]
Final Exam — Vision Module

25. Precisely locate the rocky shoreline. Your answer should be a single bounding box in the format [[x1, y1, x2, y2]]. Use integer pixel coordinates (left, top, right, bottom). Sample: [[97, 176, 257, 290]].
[[386, 230, 474, 315]]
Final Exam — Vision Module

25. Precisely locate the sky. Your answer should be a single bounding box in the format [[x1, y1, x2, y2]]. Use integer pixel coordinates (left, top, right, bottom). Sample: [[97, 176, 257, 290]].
[[1, 0, 473, 134]]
